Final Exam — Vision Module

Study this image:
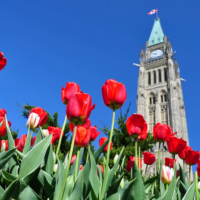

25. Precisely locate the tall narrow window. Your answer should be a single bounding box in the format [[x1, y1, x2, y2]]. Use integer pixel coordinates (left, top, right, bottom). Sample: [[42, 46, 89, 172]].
[[153, 97, 155, 104], [159, 69, 162, 83], [149, 98, 152, 105], [148, 72, 151, 85], [164, 68, 167, 82], [149, 108, 155, 132], [161, 95, 163, 102], [164, 94, 167, 102], [154, 71, 156, 84]]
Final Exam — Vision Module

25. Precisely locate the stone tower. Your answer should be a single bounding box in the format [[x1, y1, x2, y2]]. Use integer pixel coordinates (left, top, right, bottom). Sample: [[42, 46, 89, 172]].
[[136, 18, 189, 175]]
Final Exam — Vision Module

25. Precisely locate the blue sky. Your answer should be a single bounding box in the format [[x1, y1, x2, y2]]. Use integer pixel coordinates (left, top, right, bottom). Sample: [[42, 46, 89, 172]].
[[1, 1, 200, 170]]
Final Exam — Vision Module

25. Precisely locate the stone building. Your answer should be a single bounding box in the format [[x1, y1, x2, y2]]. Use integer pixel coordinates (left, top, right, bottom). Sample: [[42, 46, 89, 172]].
[[136, 18, 189, 175]]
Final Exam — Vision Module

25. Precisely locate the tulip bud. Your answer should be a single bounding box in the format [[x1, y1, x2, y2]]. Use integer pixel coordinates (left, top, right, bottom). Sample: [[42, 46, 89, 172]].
[[70, 155, 76, 165], [198, 182, 200, 191], [120, 178, 125, 189], [43, 129, 50, 137], [161, 165, 174, 184], [54, 164, 58, 173], [26, 113, 40, 129], [79, 165, 83, 170], [114, 154, 119, 165]]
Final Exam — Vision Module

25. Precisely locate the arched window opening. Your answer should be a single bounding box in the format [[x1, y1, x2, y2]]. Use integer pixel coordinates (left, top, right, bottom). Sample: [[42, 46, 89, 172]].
[[161, 95, 163, 102], [148, 72, 151, 85], [153, 97, 155, 104], [154, 71, 156, 84], [164, 94, 167, 102], [159, 69, 162, 83], [164, 68, 167, 82], [149, 98, 152, 105]]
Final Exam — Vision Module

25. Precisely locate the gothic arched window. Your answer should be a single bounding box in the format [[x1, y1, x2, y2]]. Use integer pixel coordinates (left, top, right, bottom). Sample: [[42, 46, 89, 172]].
[[164, 94, 167, 102], [161, 95, 163, 102], [159, 69, 162, 83], [164, 68, 167, 82], [149, 98, 152, 105], [154, 71, 156, 84], [148, 72, 151, 85]]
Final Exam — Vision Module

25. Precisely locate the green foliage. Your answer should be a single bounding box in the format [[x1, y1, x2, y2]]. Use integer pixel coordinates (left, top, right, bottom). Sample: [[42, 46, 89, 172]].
[[99, 103, 155, 179]]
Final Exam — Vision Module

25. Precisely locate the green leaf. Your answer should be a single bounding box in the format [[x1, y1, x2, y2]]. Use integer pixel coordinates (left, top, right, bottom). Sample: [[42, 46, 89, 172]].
[[144, 175, 158, 190], [127, 161, 146, 200], [44, 144, 54, 175], [1, 170, 17, 186], [68, 169, 84, 200], [0, 148, 16, 170], [37, 169, 55, 198], [0, 186, 4, 199], [89, 150, 101, 200], [0, 179, 20, 200], [34, 128, 44, 146], [19, 134, 52, 179], [62, 175, 74, 200], [118, 156, 125, 175], [106, 193, 120, 200], [182, 182, 195, 200], [16, 149, 25, 159], [104, 147, 125, 197], [23, 127, 31, 154], [119, 178, 136, 200]]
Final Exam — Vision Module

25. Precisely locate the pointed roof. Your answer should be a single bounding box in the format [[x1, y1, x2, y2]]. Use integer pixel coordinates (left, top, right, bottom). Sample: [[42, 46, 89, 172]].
[[148, 18, 164, 47]]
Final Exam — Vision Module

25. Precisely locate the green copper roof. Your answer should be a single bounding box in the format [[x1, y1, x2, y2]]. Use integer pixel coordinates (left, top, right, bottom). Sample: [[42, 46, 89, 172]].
[[148, 18, 164, 47]]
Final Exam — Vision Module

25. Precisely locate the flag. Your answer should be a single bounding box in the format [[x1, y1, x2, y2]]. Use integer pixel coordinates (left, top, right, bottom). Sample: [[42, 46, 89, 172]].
[[148, 9, 158, 15]]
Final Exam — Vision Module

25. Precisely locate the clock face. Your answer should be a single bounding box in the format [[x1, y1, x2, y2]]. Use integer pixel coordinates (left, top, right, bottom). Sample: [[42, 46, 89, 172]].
[[150, 49, 163, 58]]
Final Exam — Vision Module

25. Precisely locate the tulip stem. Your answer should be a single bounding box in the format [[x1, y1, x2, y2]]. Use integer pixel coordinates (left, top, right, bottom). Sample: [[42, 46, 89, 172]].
[[162, 142, 165, 165], [135, 140, 138, 167], [173, 154, 175, 172], [183, 160, 185, 172], [53, 115, 67, 169], [158, 143, 161, 172], [100, 110, 115, 200], [75, 149, 80, 182], [166, 184, 168, 190], [103, 153, 105, 172], [195, 171, 199, 200], [145, 165, 148, 180], [139, 144, 141, 172], [189, 165, 191, 185], [59, 125, 77, 200], [86, 145, 90, 163]]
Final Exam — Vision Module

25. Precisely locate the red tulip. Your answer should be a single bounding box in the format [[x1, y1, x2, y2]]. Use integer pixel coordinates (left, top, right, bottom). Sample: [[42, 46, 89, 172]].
[[176, 170, 179, 178], [74, 126, 90, 148], [0, 140, 8, 151], [153, 123, 174, 142], [0, 52, 7, 71], [26, 107, 48, 129], [98, 165, 104, 174], [48, 126, 63, 144], [89, 126, 101, 141], [99, 137, 113, 152], [70, 155, 76, 165], [0, 117, 11, 136], [126, 157, 142, 172], [80, 165, 83, 170], [31, 136, 36, 146], [61, 82, 80, 105], [138, 130, 148, 141], [126, 114, 147, 139], [166, 136, 187, 155], [165, 157, 176, 168], [198, 160, 200, 168], [197, 166, 200, 177], [102, 79, 127, 110], [178, 146, 192, 160], [143, 152, 156, 165], [0, 109, 6, 117], [69, 119, 91, 132], [185, 149, 200, 165], [15, 135, 27, 152], [67, 92, 95, 125]]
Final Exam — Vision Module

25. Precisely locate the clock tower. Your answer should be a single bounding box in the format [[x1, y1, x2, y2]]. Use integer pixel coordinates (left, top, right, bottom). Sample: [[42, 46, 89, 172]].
[[136, 18, 189, 175]]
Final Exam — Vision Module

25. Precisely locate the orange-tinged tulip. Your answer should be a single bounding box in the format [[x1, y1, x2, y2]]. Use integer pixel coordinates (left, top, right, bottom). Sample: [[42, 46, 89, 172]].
[[102, 79, 127, 110], [99, 137, 112, 153], [74, 126, 90, 148], [126, 114, 147, 139], [69, 119, 91, 132], [161, 165, 174, 184], [61, 82, 80, 105], [67, 92, 95, 125], [26, 107, 48, 129], [98, 165, 104, 174], [89, 126, 101, 141], [0, 117, 11, 136], [80, 165, 83, 170]]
